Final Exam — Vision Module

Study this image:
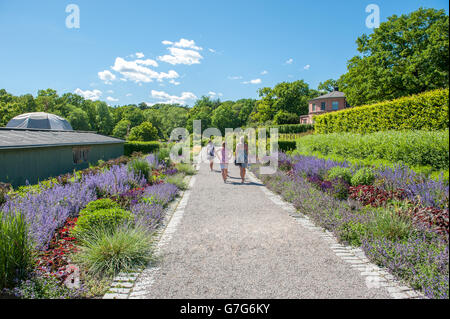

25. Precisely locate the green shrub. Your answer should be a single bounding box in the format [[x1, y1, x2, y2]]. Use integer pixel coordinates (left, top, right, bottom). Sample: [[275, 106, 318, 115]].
[[127, 121, 158, 142], [366, 207, 413, 242], [314, 89, 449, 134], [128, 158, 151, 180], [73, 208, 134, 238], [124, 141, 160, 156], [82, 199, 120, 213], [296, 130, 449, 170], [0, 212, 34, 289], [175, 163, 196, 176], [351, 167, 376, 186], [278, 140, 296, 152], [337, 220, 368, 246], [73, 224, 155, 278], [273, 111, 300, 125], [327, 166, 352, 183], [165, 173, 187, 190]]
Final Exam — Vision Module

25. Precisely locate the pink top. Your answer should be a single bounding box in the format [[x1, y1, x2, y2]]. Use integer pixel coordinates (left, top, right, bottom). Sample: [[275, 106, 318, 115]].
[[220, 147, 230, 164]]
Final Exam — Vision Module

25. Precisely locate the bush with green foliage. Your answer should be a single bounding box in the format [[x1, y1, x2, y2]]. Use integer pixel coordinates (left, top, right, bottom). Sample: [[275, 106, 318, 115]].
[[72, 208, 134, 238], [127, 121, 159, 142], [278, 140, 297, 152], [124, 141, 160, 156], [81, 198, 120, 213], [273, 111, 300, 125], [128, 158, 151, 180], [175, 163, 196, 176], [0, 212, 34, 289], [73, 224, 155, 278], [351, 167, 375, 186], [327, 166, 352, 184], [296, 130, 449, 170], [314, 89, 449, 134], [165, 173, 187, 190], [257, 124, 314, 137]]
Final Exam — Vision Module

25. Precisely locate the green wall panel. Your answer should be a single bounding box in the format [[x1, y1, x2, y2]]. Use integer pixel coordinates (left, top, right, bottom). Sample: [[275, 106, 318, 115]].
[[0, 143, 123, 187]]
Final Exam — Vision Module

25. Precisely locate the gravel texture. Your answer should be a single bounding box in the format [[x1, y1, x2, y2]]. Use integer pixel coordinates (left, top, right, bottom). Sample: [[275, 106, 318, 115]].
[[134, 160, 392, 299]]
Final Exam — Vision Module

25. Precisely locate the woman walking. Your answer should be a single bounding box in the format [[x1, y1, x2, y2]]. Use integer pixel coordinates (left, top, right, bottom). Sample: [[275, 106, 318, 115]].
[[206, 139, 215, 171], [215, 141, 231, 183], [235, 136, 248, 184]]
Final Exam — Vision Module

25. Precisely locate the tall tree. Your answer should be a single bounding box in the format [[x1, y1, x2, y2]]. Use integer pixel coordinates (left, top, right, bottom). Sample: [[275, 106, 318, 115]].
[[339, 8, 449, 106]]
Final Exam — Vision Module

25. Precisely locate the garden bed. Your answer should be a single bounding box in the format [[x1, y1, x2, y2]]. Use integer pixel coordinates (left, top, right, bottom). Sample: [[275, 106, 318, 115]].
[[0, 150, 195, 299], [253, 153, 449, 299]]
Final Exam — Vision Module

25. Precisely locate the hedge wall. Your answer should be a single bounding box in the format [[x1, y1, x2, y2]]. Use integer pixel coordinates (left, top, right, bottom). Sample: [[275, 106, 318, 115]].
[[278, 140, 297, 152], [258, 124, 314, 137], [314, 89, 449, 134], [124, 141, 160, 156]]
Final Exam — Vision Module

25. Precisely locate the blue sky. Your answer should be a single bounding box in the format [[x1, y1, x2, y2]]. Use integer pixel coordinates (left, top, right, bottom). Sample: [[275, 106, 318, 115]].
[[0, 0, 448, 107]]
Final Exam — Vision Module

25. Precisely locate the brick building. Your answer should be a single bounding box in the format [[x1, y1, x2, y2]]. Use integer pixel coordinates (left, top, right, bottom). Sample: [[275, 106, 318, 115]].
[[300, 89, 350, 124]]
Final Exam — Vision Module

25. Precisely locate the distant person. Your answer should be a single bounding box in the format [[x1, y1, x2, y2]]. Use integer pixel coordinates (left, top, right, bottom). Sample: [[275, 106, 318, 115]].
[[215, 141, 232, 183], [236, 136, 248, 184], [206, 139, 215, 171]]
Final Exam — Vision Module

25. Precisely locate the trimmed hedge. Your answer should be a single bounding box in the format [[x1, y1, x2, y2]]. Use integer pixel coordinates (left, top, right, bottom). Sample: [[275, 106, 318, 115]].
[[124, 141, 160, 156], [296, 130, 449, 170], [278, 140, 296, 152], [314, 89, 449, 134], [258, 124, 314, 137]]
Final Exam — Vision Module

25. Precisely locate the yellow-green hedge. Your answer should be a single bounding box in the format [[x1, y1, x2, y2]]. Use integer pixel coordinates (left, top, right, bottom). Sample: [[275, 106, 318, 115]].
[[314, 89, 449, 134]]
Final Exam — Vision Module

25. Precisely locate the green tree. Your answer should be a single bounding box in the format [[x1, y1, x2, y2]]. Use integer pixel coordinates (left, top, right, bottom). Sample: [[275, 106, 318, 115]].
[[112, 119, 131, 139], [273, 110, 299, 125], [318, 79, 338, 93], [251, 80, 317, 123], [127, 121, 158, 141], [211, 102, 240, 134], [67, 106, 91, 131], [95, 102, 114, 135], [339, 8, 449, 106]]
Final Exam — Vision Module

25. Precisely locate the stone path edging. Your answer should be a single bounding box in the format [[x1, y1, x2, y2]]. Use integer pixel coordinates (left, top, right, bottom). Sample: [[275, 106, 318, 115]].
[[246, 170, 424, 299], [103, 164, 199, 300]]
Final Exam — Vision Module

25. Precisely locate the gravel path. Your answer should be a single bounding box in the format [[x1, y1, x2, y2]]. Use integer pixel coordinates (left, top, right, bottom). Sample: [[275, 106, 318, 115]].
[[134, 157, 392, 299]]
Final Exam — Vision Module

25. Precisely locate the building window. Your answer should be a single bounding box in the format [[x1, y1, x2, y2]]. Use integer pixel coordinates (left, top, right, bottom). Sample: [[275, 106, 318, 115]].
[[73, 147, 90, 164], [312, 103, 316, 111], [332, 101, 339, 110], [321, 102, 326, 111]]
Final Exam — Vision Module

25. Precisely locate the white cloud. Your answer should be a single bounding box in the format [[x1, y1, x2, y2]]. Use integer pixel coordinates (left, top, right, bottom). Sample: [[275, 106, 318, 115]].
[[163, 38, 202, 51], [286, 58, 293, 64], [98, 70, 116, 84], [107, 90, 114, 94], [106, 96, 119, 102], [135, 52, 145, 58], [74, 88, 102, 101], [126, 93, 133, 97], [242, 78, 262, 84], [169, 79, 181, 85], [228, 75, 243, 80], [261, 70, 268, 75], [135, 58, 159, 67], [111, 57, 179, 83], [208, 91, 223, 98], [151, 90, 197, 105], [304, 64, 311, 70], [158, 47, 203, 65], [208, 48, 216, 53]]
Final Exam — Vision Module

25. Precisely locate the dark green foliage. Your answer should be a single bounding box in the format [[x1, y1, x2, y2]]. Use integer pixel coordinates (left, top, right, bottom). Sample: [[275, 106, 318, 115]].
[[124, 142, 160, 156], [273, 111, 300, 125], [278, 140, 296, 152], [338, 8, 449, 106], [314, 89, 449, 134], [0, 212, 34, 289]]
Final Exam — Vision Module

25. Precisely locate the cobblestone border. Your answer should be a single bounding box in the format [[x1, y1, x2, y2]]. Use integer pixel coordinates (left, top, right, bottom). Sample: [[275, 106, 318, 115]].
[[103, 163, 200, 300], [247, 171, 425, 299]]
